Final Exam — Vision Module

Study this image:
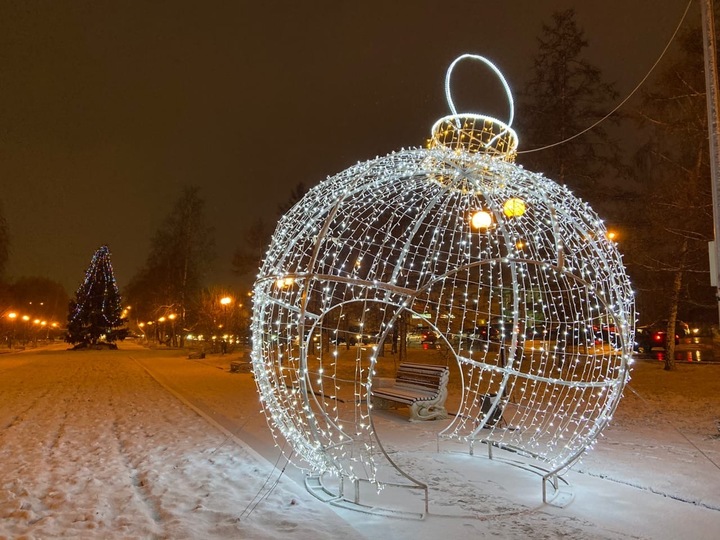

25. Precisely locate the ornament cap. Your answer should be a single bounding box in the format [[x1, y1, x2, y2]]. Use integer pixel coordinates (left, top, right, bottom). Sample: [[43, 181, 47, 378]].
[[429, 113, 518, 161], [429, 54, 519, 161]]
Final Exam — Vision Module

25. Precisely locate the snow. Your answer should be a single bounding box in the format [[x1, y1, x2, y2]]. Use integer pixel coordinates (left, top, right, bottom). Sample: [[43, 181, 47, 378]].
[[1, 342, 718, 539]]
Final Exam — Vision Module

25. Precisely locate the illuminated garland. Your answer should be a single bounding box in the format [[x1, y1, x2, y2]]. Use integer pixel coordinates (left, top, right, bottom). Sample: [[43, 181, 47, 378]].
[[251, 55, 634, 505]]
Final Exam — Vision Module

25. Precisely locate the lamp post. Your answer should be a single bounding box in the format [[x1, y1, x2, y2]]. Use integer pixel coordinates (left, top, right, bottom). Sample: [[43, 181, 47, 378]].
[[220, 296, 232, 354], [168, 313, 177, 347], [32, 319, 41, 346], [7, 312, 17, 349], [21, 315, 30, 346], [158, 316, 166, 345]]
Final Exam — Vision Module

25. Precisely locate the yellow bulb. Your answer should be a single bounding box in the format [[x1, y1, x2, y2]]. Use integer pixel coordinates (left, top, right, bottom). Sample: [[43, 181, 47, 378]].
[[471, 210, 492, 229], [275, 277, 295, 288], [503, 197, 526, 218]]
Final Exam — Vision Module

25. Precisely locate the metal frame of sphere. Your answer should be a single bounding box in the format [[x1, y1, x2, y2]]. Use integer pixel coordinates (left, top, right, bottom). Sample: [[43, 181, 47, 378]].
[[251, 55, 635, 516]]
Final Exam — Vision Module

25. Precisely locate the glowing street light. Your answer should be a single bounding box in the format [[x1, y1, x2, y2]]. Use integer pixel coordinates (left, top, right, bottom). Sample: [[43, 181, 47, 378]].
[[219, 297, 232, 353], [167, 314, 177, 346], [7, 312, 17, 348]]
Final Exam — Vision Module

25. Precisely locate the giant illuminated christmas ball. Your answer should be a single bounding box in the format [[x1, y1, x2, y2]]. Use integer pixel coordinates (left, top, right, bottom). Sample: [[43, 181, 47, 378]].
[[251, 55, 634, 508]]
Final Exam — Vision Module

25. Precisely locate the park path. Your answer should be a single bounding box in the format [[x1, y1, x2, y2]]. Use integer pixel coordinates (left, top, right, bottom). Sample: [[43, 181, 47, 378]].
[[0, 344, 362, 539]]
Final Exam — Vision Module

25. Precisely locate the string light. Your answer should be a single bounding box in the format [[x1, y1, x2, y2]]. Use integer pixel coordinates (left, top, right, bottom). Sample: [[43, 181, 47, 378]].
[[251, 54, 634, 508]]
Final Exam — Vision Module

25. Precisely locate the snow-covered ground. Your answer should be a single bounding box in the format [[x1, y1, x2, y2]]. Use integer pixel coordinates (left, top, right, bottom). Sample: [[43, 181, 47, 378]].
[[0, 342, 718, 539]]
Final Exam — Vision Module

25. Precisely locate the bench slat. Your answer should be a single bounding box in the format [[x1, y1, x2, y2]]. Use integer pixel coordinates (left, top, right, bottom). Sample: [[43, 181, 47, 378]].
[[372, 387, 438, 404]]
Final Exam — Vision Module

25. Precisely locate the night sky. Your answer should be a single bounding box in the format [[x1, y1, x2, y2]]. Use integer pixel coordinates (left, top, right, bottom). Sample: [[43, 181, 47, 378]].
[[0, 0, 694, 294]]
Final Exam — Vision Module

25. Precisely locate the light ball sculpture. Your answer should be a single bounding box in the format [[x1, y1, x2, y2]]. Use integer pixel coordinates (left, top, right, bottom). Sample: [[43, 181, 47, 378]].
[[251, 54, 634, 513]]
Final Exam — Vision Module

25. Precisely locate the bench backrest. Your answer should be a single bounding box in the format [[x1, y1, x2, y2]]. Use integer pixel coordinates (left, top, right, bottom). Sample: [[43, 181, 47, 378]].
[[395, 363, 449, 392]]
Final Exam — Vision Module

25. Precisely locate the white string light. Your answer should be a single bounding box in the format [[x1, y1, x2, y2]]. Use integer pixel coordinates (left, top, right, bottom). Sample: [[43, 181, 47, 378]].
[[251, 55, 634, 504]]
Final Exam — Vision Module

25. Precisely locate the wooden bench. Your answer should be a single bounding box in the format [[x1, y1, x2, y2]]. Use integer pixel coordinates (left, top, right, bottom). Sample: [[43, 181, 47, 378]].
[[229, 360, 252, 373], [371, 363, 449, 421]]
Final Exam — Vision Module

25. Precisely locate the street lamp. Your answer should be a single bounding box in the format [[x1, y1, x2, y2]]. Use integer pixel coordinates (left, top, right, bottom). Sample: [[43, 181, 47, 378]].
[[220, 297, 232, 353], [7, 312, 17, 348], [146, 320, 155, 342], [168, 314, 177, 346], [21, 315, 30, 345], [32, 319, 41, 346]]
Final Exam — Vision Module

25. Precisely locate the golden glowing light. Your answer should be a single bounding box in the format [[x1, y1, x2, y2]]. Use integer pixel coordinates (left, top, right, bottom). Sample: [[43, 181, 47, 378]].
[[220, 296, 232, 306], [470, 210, 493, 229], [275, 277, 295, 288], [503, 197, 526, 218]]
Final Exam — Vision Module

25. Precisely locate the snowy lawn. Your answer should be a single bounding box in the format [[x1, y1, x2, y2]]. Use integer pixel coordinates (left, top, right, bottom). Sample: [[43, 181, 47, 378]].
[[1, 342, 719, 539]]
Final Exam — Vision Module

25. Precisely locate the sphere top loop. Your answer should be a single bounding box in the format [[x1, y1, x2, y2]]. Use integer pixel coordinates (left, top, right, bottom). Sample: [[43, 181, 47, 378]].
[[445, 54, 515, 126], [430, 55, 519, 160]]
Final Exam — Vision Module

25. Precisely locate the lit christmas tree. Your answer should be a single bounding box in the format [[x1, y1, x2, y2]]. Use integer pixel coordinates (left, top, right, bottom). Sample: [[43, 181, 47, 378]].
[[66, 245, 127, 348]]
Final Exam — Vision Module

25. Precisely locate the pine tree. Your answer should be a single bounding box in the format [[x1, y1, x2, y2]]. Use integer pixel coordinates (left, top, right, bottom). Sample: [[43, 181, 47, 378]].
[[66, 245, 126, 347], [518, 9, 621, 200]]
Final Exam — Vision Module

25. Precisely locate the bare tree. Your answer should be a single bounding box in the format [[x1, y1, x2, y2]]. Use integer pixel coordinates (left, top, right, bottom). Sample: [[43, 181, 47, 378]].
[[277, 181, 308, 216], [231, 217, 272, 287], [125, 186, 215, 344], [632, 26, 716, 370], [232, 182, 311, 288]]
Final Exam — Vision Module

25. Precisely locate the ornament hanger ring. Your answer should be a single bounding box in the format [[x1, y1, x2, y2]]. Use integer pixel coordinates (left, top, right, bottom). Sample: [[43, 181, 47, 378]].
[[445, 54, 515, 127]]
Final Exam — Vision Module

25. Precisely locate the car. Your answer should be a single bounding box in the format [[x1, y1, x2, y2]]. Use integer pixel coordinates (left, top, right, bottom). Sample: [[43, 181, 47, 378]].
[[331, 329, 380, 346], [634, 320, 689, 352], [592, 323, 620, 347], [420, 330, 437, 345], [462, 320, 516, 343]]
